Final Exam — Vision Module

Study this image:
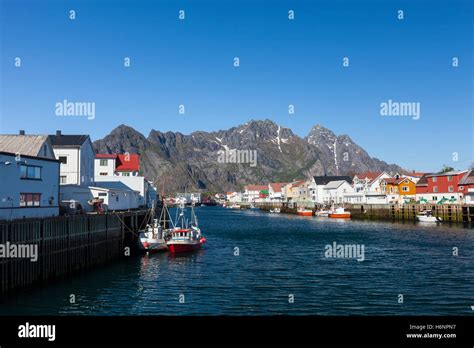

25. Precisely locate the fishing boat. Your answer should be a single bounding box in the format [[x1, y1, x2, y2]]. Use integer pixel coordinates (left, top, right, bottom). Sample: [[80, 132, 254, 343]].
[[137, 201, 173, 253], [269, 207, 280, 213], [328, 207, 351, 218], [167, 197, 206, 254], [416, 210, 442, 223], [316, 209, 330, 217], [297, 208, 313, 216]]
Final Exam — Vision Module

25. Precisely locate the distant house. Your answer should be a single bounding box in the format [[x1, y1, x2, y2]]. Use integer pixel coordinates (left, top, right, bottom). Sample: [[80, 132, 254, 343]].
[[226, 191, 242, 203], [0, 133, 60, 220], [322, 180, 354, 204], [309, 176, 352, 203], [94, 153, 156, 208], [415, 170, 468, 204], [49, 131, 95, 186], [381, 177, 416, 204], [402, 172, 425, 184], [268, 183, 288, 202], [353, 171, 391, 204], [282, 180, 310, 203], [94, 153, 140, 177], [243, 185, 267, 202], [458, 170, 474, 204]]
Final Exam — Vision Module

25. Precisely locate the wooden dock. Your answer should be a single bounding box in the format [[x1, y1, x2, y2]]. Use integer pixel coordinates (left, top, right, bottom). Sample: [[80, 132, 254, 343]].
[[0, 209, 151, 295]]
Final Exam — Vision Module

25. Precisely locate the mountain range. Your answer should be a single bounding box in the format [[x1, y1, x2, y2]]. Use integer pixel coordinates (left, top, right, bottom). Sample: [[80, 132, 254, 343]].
[[92, 120, 404, 193]]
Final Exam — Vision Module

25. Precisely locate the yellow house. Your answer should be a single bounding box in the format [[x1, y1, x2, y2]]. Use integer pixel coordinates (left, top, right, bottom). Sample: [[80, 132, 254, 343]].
[[381, 177, 416, 203]]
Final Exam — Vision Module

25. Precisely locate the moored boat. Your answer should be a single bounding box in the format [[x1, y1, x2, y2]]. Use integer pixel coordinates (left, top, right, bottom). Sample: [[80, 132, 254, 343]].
[[297, 208, 313, 216], [269, 207, 281, 213], [416, 210, 442, 223], [167, 196, 206, 254], [328, 207, 351, 218], [316, 210, 330, 217]]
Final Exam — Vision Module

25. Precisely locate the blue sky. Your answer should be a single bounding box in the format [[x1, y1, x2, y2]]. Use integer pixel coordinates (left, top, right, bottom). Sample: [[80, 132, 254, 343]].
[[1, 0, 472, 172]]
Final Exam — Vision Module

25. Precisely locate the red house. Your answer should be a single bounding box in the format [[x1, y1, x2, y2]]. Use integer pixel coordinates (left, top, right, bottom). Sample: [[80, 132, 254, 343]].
[[415, 170, 468, 204]]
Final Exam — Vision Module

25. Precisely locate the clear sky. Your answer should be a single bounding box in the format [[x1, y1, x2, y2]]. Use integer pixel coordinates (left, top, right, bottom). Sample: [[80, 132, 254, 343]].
[[1, 0, 472, 172]]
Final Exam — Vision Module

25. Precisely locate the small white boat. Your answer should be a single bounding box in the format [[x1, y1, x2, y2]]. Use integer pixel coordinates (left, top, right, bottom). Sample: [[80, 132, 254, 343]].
[[328, 207, 351, 219], [269, 208, 280, 213], [316, 210, 330, 217], [416, 210, 442, 223], [138, 218, 169, 253]]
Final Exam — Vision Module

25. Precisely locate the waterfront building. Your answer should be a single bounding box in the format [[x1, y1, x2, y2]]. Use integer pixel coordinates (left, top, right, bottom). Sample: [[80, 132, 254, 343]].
[[49, 131, 95, 186], [322, 180, 354, 204], [309, 176, 353, 203], [458, 170, 474, 204], [352, 171, 391, 204], [415, 170, 468, 204], [0, 133, 60, 220], [94, 153, 157, 208], [381, 177, 417, 204], [226, 191, 242, 203], [268, 182, 288, 202], [401, 171, 425, 184], [243, 185, 267, 202]]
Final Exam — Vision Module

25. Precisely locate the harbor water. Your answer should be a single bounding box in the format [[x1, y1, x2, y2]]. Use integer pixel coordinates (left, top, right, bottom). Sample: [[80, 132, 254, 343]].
[[1, 206, 473, 315]]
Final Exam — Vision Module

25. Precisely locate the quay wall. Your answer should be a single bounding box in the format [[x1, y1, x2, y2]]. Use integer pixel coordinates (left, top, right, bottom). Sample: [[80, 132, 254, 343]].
[[250, 202, 473, 224], [0, 210, 150, 294]]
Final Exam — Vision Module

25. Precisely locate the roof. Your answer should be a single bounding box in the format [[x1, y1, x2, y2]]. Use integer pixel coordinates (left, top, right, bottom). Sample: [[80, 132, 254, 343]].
[[115, 154, 140, 172], [0, 135, 54, 159], [49, 134, 89, 147], [324, 180, 349, 189], [269, 182, 289, 192], [245, 185, 267, 191], [92, 181, 140, 193], [459, 170, 474, 185], [96, 154, 118, 159], [313, 175, 352, 185], [95, 153, 140, 172], [403, 172, 425, 177], [354, 172, 382, 182], [415, 174, 431, 186], [426, 170, 468, 177], [383, 177, 409, 185]]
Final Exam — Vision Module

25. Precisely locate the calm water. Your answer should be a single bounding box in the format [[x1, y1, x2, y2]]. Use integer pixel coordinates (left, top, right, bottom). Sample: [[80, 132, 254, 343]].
[[1, 207, 473, 315]]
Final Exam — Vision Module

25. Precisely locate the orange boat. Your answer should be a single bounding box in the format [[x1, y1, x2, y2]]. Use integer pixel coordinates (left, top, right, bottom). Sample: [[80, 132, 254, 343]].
[[328, 207, 351, 218], [297, 209, 313, 216]]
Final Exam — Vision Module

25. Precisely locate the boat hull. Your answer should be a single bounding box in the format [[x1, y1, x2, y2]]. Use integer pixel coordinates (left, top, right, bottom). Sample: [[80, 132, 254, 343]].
[[297, 211, 313, 216], [328, 213, 351, 218], [167, 242, 202, 253]]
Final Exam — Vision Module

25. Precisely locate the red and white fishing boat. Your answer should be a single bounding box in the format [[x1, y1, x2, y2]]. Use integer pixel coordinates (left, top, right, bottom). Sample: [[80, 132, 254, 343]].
[[328, 207, 351, 219], [297, 208, 313, 216], [167, 196, 206, 254]]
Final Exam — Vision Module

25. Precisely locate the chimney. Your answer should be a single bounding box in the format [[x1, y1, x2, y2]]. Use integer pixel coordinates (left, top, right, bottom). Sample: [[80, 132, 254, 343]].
[[19, 130, 25, 135], [56, 130, 62, 136]]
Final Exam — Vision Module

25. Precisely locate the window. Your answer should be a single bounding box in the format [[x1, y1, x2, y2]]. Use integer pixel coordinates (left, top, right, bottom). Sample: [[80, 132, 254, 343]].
[[447, 175, 452, 181], [448, 186, 454, 192], [100, 159, 108, 166], [432, 196, 437, 201], [20, 165, 41, 180], [98, 192, 107, 197], [100, 172, 108, 176], [432, 177, 437, 182], [58, 156, 67, 164], [60, 176, 67, 184], [402, 186, 409, 192], [459, 186, 464, 190], [19, 193, 41, 207], [433, 186, 438, 193], [122, 172, 130, 177]]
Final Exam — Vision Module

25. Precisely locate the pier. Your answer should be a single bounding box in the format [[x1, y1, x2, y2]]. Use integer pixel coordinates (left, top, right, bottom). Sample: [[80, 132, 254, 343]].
[[0, 209, 152, 294]]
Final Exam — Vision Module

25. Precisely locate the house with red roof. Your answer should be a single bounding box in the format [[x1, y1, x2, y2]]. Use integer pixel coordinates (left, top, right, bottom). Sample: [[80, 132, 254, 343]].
[[243, 184, 268, 202], [352, 171, 391, 204], [94, 153, 157, 208], [268, 182, 289, 202], [415, 170, 468, 204]]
